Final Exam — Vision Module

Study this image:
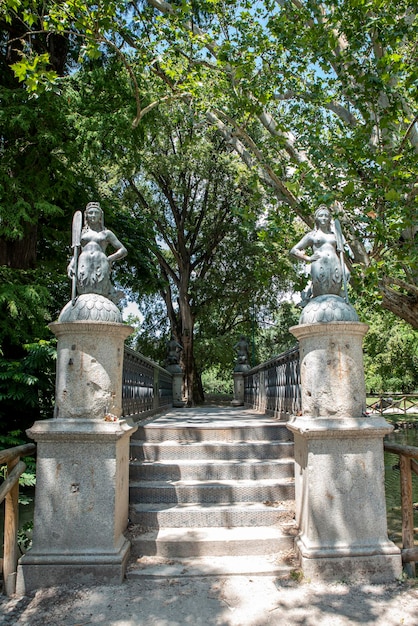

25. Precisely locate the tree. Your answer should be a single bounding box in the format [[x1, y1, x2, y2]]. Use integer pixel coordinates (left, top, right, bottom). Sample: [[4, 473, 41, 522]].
[[112, 102, 289, 403], [10, 0, 415, 325], [140, 0, 418, 326], [0, 7, 93, 435]]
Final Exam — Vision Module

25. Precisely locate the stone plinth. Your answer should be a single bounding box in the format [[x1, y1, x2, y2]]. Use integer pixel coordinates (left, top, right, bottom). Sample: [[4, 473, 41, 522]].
[[165, 363, 184, 407], [287, 416, 401, 581], [292, 321, 367, 418], [232, 371, 246, 407], [16, 418, 136, 593], [232, 364, 250, 407], [287, 320, 402, 582], [16, 316, 138, 593], [50, 320, 132, 421]]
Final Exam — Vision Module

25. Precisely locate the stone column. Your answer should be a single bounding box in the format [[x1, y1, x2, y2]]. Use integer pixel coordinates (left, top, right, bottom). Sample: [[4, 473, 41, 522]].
[[17, 295, 137, 593], [166, 363, 184, 408], [287, 296, 402, 582], [232, 370, 246, 406]]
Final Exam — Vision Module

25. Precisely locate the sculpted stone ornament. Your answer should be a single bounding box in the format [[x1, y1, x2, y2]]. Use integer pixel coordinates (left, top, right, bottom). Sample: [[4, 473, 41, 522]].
[[233, 336, 250, 372], [290, 206, 358, 324], [165, 336, 183, 373], [59, 202, 127, 323]]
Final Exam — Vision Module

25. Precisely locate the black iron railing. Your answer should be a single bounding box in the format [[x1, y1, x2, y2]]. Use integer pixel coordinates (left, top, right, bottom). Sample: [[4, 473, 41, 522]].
[[122, 346, 173, 419], [244, 346, 301, 420]]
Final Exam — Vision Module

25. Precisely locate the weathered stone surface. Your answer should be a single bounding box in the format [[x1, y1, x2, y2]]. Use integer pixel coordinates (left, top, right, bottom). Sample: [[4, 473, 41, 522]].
[[59, 293, 123, 323], [299, 294, 359, 325], [287, 320, 402, 582], [232, 371, 245, 407], [290, 321, 368, 419], [287, 415, 402, 582], [16, 418, 137, 594], [171, 370, 184, 407], [49, 320, 132, 421], [16, 316, 138, 594]]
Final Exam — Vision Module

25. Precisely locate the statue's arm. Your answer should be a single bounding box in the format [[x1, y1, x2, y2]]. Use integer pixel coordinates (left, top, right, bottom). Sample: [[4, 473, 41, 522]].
[[290, 233, 315, 262], [67, 257, 75, 278], [106, 230, 127, 263]]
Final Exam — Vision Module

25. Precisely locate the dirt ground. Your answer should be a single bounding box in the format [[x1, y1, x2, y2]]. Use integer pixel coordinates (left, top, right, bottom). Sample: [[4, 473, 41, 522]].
[[1, 574, 417, 626]]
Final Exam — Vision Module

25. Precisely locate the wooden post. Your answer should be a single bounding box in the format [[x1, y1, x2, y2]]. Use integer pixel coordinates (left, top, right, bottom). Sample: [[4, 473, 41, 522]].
[[399, 454, 416, 577], [4, 456, 19, 596]]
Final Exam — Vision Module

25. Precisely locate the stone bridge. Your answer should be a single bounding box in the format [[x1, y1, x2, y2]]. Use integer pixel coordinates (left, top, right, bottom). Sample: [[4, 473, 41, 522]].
[[16, 320, 402, 594]]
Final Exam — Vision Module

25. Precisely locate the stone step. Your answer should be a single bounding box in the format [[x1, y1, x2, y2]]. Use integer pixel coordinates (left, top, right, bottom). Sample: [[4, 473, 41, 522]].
[[130, 458, 294, 481], [126, 554, 295, 578], [131, 440, 294, 461], [133, 423, 292, 443], [129, 478, 295, 504], [129, 526, 295, 558], [129, 501, 294, 528], [128, 409, 297, 569]]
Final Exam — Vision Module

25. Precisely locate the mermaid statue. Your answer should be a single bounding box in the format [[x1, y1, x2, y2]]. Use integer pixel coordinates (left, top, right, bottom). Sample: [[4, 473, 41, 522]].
[[68, 202, 127, 305]]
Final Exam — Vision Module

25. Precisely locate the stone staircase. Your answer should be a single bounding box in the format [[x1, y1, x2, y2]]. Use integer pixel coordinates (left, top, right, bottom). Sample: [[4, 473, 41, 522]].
[[127, 406, 297, 577]]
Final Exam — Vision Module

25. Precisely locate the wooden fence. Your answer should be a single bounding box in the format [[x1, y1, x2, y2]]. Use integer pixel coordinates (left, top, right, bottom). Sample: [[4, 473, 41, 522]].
[[383, 441, 418, 577], [367, 394, 418, 416], [0, 443, 36, 596]]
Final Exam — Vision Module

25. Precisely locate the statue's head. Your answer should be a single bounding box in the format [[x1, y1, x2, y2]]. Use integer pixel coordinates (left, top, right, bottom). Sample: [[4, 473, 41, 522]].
[[84, 202, 104, 229], [314, 205, 331, 227]]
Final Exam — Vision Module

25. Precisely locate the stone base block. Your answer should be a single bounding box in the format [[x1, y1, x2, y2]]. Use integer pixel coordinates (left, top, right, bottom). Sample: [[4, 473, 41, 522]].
[[288, 415, 402, 583], [15, 417, 137, 595], [296, 537, 402, 583], [232, 372, 245, 407], [16, 538, 130, 594]]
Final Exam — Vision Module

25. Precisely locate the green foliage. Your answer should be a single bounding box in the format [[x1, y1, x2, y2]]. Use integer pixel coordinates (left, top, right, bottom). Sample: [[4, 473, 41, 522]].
[[0, 269, 51, 347], [256, 301, 300, 363], [107, 98, 291, 401], [361, 308, 418, 393], [201, 366, 233, 396], [0, 1, 416, 418], [0, 339, 56, 434], [0, 430, 36, 508]]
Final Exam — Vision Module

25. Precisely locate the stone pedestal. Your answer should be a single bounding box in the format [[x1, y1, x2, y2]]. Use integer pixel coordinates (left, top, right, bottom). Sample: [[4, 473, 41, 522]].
[[171, 371, 184, 407], [166, 364, 184, 407], [50, 320, 132, 421], [232, 371, 245, 406], [16, 316, 137, 593], [287, 320, 402, 582], [232, 364, 250, 407]]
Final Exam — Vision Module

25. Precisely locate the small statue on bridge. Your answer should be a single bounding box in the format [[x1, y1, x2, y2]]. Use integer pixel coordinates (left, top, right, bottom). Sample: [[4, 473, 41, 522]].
[[290, 206, 349, 302], [67, 202, 127, 305], [165, 335, 183, 367], [233, 336, 250, 370]]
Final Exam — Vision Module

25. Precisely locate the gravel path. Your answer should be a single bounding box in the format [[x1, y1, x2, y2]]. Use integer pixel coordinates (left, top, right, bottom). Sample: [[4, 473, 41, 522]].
[[1, 575, 417, 626]]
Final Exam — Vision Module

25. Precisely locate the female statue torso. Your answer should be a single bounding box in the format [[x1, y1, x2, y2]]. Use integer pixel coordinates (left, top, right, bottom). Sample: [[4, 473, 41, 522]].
[[290, 207, 342, 298]]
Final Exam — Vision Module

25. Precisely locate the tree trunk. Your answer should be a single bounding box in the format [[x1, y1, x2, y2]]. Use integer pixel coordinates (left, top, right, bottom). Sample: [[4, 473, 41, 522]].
[[380, 281, 418, 329], [0, 224, 38, 269], [193, 359, 205, 404], [179, 293, 195, 406]]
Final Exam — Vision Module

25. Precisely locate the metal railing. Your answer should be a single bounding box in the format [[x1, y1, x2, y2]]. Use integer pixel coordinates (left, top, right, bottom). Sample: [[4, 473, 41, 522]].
[[122, 346, 173, 420], [0, 443, 36, 596], [244, 346, 301, 420], [384, 441, 418, 577]]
